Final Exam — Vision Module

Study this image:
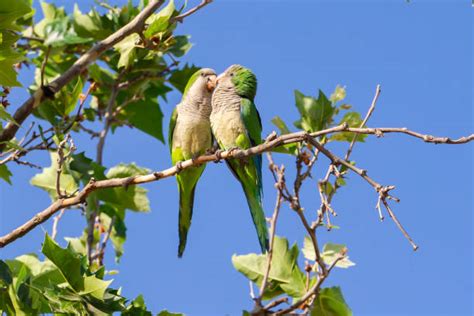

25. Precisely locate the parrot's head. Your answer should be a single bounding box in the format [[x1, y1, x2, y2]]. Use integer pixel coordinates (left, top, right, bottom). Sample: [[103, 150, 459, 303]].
[[183, 68, 217, 98], [216, 64, 257, 100]]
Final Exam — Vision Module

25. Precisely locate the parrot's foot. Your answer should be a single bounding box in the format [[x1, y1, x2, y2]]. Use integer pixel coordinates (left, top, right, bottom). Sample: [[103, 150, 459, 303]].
[[191, 154, 202, 165], [175, 161, 184, 173], [213, 149, 224, 163]]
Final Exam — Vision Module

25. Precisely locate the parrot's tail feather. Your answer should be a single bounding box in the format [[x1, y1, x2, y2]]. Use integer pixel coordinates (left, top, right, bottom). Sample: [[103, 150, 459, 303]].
[[177, 184, 197, 258], [243, 185, 269, 253]]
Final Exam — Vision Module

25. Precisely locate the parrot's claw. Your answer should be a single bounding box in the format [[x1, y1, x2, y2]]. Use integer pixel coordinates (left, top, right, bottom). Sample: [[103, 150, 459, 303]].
[[191, 154, 201, 165], [175, 161, 184, 173], [214, 149, 224, 163]]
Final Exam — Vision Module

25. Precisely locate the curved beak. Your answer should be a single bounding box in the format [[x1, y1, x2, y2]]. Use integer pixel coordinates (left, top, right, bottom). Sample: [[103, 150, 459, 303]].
[[207, 75, 217, 92]]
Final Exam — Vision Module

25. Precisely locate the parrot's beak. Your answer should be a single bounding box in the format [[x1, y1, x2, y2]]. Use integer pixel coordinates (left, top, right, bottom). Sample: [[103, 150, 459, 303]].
[[207, 75, 217, 92]]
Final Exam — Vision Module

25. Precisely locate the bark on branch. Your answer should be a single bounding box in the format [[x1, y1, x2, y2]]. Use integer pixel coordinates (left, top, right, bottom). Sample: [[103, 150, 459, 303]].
[[0, 125, 472, 248]]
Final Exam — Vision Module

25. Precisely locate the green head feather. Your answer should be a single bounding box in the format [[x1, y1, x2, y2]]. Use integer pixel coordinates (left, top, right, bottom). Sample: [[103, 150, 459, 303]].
[[229, 65, 257, 101], [183, 69, 203, 97]]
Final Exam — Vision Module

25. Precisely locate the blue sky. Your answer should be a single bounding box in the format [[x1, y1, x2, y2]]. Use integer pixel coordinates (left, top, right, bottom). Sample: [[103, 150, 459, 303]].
[[1, 1, 472, 315]]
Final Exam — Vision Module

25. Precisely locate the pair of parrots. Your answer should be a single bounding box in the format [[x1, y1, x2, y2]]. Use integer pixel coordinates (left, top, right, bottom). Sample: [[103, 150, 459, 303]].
[[169, 64, 268, 257]]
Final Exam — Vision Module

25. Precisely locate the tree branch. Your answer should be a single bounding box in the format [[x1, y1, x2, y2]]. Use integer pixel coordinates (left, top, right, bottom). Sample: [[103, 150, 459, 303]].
[[0, 125, 471, 248], [0, 0, 167, 152], [171, 0, 213, 23]]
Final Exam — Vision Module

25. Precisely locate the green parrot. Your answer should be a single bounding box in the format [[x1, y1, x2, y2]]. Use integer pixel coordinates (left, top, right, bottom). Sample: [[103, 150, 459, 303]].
[[210, 64, 269, 252], [169, 68, 217, 257]]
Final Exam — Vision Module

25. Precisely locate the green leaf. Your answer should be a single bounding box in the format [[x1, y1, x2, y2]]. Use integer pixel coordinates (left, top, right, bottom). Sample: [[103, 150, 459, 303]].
[[294, 90, 334, 132], [80, 276, 112, 300], [168, 35, 192, 57], [43, 17, 93, 47], [232, 236, 306, 300], [330, 85, 346, 103], [271, 116, 291, 134], [69, 152, 107, 184], [123, 295, 153, 315], [41, 234, 84, 291], [330, 112, 367, 143], [0, 164, 12, 184], [0, 0, 31, 29], [144, 0, 176, 38], [120, 97, 164, 142], [0, 260, 13, 285], [73, 5, 109, 39], [0, 62, 21, 86], [157, 310, 184, 316], [99, 205, 127, 262], [0, 104, 16, 123], [114, 33, 139, 68], [103, 163, 151, 212], [302, 237, 355, 269], [169, 64, 200, 93], [310, 286, 352, 316], [64, 76, 84, 115], [30, 152, 78, 201]]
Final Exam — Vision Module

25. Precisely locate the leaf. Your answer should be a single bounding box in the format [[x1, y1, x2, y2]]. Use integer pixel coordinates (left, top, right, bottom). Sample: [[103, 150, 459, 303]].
[[168, 35, 192, 57], [120, 97, 164, 142], [169, 64, 200, 93], [144, 0, 176, 38], [69, 152, 107, 184], [80, 276, 112, 300], [330, 85, 346, 103], [157, 311, 183, 316], [0, 164, 12, 184], [114, 33, 139, 68], [232, 236, 306, 299], [43, 17, 93, 47], [294, 90, 334, 132], [30, 152, 78, 201], [99, 205, 127, 262], [64, 76, 84, 115], [41, 234, 84, 291], [0, 104, 16, 123], [330, 112, 367, 143], [302, 237, 355, 269], [0, 260, 13, 285], [0, 61, 21, 87], [0, 0, 31, 29], [271, 116, 291, 134], [123, 295, 153, 315], [103, 163, 151, 212], [310, 286, 352, 316], [73, 5, 109, 39]]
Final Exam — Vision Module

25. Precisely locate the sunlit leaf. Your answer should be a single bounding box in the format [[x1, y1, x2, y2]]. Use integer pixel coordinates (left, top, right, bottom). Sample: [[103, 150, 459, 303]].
[[30, 152, 79, 201], [310, 286, 352, 316]]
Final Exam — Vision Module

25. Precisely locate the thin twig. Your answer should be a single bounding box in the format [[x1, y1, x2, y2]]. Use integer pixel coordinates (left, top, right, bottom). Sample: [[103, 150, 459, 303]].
[[171, 0, 213, 23], [256, 159, 284, 306], [51, 209, 65, 240]]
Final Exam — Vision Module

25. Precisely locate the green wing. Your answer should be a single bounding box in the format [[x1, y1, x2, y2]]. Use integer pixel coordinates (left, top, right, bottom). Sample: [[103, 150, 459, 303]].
[[168, 107, 178, 154], [241, 98, 262, 146], [240, 98, 263, 194]]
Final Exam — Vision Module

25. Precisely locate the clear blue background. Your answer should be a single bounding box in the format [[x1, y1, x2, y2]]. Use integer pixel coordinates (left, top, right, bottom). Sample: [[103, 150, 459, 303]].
[[1, 1, 472, 315]]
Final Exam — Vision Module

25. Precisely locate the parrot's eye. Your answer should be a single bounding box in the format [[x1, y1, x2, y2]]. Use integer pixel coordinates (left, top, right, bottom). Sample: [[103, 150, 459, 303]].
[[200, 73, 205, 77], [230, 73, 234, 77]]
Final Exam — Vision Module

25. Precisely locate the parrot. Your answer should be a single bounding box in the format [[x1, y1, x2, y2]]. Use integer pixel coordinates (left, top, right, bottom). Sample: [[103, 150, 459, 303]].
[[169, 68, 217, 257], [210, 64, 269, 253]]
